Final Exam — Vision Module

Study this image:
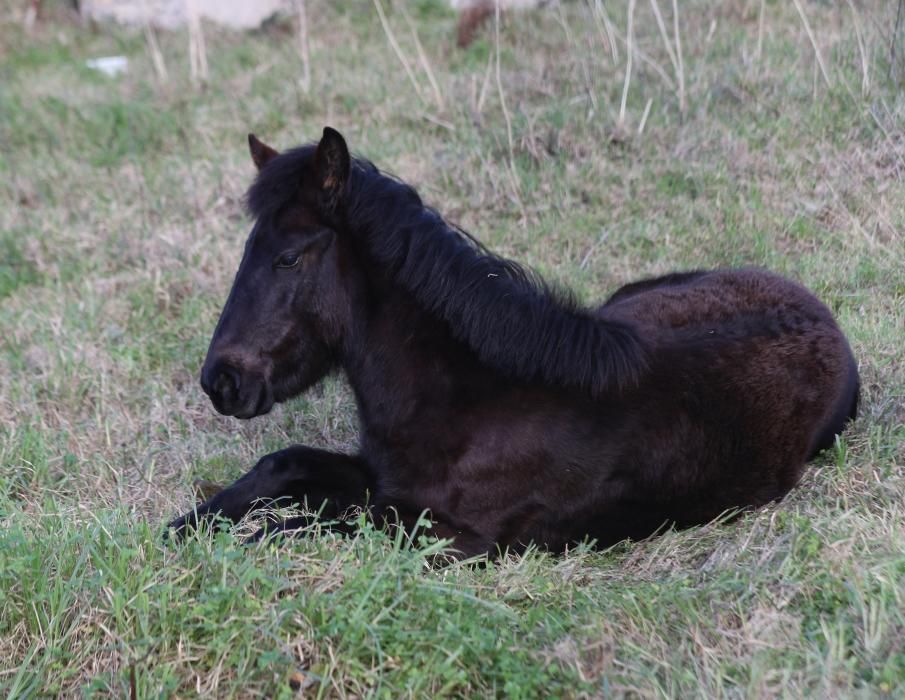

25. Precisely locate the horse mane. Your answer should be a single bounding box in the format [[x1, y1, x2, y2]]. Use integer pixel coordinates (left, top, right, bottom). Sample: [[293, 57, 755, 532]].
[[247, 144, 648, 397]]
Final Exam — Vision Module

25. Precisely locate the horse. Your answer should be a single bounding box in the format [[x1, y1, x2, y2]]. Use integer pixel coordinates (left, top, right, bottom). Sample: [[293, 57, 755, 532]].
[[167, 127, 860, 557]]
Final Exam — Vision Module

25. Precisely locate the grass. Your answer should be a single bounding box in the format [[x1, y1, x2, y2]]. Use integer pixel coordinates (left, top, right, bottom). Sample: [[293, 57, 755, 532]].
[[1, 0, 903, 696]]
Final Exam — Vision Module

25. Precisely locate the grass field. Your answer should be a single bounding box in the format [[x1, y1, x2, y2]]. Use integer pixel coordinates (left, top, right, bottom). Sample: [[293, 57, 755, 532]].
[[1, 0, 903, 696]]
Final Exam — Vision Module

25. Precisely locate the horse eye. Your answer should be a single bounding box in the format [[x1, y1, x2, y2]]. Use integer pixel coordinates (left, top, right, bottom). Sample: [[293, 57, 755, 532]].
[[276, 252, 300, 269]]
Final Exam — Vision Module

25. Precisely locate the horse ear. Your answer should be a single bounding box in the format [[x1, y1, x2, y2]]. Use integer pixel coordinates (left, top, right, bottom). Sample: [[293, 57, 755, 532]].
[[313, 126, 350, 208], [248, 134, 278, 171]]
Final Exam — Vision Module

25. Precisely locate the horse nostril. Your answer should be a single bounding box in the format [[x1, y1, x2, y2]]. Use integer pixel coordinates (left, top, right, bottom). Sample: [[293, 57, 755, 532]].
[[202, 361, 242, 405], [214, 367, 239, 401]]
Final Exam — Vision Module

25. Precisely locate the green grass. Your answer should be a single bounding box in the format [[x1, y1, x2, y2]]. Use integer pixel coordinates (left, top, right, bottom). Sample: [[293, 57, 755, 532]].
[[1, 0, 903, 696]]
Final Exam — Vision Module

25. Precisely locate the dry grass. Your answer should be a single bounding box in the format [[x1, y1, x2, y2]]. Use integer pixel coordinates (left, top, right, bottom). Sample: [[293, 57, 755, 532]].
[[0, 0, 903, 697]]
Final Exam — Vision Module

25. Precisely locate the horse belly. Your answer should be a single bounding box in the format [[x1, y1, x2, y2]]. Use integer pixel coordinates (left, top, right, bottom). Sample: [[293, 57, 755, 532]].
[[387, 402, 625, 552]]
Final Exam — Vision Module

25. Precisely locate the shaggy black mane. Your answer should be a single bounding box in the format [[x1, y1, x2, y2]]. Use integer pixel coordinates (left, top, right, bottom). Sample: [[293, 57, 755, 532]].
[[247, 144, 648, 397]]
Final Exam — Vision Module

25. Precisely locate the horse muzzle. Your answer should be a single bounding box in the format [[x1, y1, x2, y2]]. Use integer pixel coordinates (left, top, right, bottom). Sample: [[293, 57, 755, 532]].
[[200, 359, 274, 419]]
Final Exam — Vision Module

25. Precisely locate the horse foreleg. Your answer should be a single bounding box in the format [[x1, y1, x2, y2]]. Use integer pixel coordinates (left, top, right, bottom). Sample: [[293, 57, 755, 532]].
[[241, 503, 497, 560], [243, 513, 363, 544], [166, 446, 371, 538]]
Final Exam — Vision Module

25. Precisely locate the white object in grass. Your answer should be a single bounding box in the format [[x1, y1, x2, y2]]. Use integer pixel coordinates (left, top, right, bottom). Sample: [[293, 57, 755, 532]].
[[85, 56, 129, 77]]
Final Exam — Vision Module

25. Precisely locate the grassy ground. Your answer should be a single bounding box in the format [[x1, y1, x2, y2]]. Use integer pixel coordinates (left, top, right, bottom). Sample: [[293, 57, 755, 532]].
[[1, 0, 903, 696]]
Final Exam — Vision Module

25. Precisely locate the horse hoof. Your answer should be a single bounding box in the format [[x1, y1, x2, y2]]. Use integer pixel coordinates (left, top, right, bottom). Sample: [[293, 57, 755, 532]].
[[163, 515, 189, 542], [163, 509, 205, 542]]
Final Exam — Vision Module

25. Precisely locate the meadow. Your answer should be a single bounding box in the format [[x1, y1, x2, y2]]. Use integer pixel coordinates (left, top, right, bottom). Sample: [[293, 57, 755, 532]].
[[0, 0, 903, 696]]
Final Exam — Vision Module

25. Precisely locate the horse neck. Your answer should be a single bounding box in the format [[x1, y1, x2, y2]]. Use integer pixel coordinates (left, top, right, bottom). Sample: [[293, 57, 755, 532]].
[[338, 279, 480, 430]]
